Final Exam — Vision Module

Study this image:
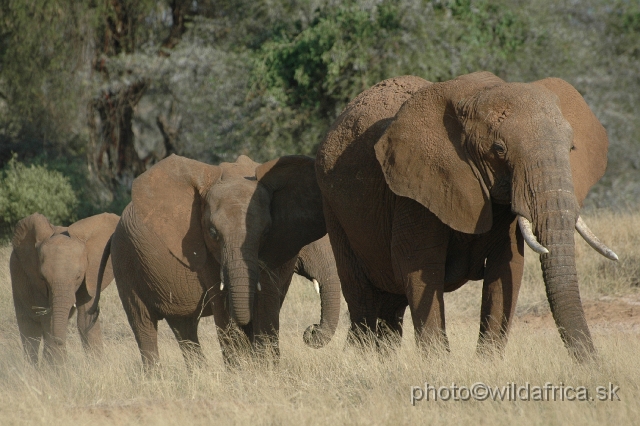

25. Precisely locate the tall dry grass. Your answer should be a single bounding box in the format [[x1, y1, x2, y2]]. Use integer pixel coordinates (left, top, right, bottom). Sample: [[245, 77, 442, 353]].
[[0, 211, 638, 425]]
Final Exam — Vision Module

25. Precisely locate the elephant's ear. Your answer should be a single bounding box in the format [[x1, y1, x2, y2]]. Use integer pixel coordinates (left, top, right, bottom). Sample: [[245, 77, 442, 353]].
[[67, 213, 120, 298], [375, 71, 504, 234], [12, 213, 55, 279], [131, 154, 222, 270], [256, 155, 326, 267], [532, 78, 608, 207]]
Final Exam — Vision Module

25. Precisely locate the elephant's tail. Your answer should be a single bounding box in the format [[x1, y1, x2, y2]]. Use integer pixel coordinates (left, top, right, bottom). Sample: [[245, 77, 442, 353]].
[[87, 235, 112, 315]]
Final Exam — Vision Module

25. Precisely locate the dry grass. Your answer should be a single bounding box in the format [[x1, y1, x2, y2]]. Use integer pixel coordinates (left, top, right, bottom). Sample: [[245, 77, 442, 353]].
[[0, 210, 639, 425]]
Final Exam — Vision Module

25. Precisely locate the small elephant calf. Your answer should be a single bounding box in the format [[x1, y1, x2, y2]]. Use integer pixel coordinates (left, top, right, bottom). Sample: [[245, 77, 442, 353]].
[[10, 212, 119, 365]]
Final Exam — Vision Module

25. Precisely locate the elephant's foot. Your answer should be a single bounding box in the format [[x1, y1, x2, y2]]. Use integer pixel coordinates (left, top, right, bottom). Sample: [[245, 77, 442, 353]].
[[475, 331, 508, 360], [375, 320, 403, 352], [216, 325, 253, 369], [345, 322, 379, 351], [252, 335, 281, 362], [414, 328, 450, 357], [178, 341, 207, 372]]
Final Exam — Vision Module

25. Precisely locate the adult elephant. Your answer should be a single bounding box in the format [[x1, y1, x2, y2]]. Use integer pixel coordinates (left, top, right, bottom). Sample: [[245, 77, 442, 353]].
[[10, 213, 119, 364], [315, 72, 617, 361], [89, 154, 338, 368]]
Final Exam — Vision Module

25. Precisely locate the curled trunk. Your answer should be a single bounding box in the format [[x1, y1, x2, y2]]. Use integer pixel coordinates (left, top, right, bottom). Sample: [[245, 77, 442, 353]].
[[295, 240, 341, 348]]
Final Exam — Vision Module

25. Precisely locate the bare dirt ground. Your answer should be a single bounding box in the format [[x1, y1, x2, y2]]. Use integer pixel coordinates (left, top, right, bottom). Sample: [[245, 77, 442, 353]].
[[0, 211, 638, 425], [516, 294, 640, 332]]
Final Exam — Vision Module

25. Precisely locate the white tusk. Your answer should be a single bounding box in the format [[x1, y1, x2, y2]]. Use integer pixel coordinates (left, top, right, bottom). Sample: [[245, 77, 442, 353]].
[[220, 282, 225, 291], [575, 216, 619, 261], [518, 216, 549, 254], [313, 279, 320, 294], [257, 282, 262, 291]]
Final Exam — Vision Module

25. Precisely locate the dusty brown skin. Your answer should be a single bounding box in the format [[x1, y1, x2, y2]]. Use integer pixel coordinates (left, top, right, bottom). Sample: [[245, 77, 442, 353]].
[[295, 236, 342, 348], [316, 72, 609, 361], [10, 213, 119, 364], [91, 154, 337, 368]]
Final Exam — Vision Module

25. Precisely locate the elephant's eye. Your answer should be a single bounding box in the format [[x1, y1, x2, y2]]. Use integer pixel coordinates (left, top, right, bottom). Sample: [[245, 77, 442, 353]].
[[209, 226, 219, 240], [570, 145, 576, 151], [493, 141, 507, 157]]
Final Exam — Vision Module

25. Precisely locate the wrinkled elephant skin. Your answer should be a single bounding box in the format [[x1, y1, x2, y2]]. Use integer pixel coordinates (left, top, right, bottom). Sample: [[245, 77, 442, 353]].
[[10, 213, 119, 365], [94, 154, 338, 368], [316, 72, 614, 361]]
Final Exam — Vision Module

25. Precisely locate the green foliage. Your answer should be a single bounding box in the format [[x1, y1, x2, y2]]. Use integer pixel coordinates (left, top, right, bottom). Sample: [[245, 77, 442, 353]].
[[40, 156, 131, 219], [607, 0, 640, 57], [0, 0, 638, 210], [0, 1, 92, 149], [0, 155, 78, 227], [434, 0, 527, 59], [253, 2, 402, 115], [243, 0, 532, 159], [245, 1, 406, 159]]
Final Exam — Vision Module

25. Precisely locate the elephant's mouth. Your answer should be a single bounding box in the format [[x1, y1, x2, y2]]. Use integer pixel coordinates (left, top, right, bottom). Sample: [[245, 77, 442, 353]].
[[489, 177, 511, 204]]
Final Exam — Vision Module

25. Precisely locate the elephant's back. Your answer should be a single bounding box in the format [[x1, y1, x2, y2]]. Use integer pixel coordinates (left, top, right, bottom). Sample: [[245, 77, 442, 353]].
[[315, 77, 431, 294], [316, 75, 431, 176], [112, 203, 215, 318]]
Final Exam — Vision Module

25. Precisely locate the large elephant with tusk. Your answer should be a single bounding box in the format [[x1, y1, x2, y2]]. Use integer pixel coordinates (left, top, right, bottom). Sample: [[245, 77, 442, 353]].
[[315, 72, 617, 361], [89, 154, 339, 369]]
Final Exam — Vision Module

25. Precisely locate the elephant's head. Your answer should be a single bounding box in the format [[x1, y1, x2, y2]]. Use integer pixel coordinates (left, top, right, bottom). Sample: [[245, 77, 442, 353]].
[[12, 213, 118, 362], [375, 71, 615, 361], [130, 154, 326, 327]]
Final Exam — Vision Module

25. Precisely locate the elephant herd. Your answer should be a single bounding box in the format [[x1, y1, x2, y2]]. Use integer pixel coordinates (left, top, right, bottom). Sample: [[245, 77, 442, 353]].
[[10, 71, 618, 369]]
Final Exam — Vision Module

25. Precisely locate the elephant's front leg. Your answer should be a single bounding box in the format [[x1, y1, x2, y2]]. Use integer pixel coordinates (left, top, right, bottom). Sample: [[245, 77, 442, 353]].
[[251, 260, 296, 358], [166, 316, 205, 369], [391, 200, 450, 352], [16, 310, 43, 365], [77, 301, 103, 355], [477, 218, 525, 357]]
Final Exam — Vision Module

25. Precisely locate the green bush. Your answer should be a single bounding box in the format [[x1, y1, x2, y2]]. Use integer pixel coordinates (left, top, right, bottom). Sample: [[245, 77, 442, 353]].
[[0, 155, 78, 227]]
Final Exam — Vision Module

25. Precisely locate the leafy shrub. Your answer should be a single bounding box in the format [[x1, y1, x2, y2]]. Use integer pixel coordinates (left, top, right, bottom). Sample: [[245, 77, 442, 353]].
[[0, 155, 78, 227]]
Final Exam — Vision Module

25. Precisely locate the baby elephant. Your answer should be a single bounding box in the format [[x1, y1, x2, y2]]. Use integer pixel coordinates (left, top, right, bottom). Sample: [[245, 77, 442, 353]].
[[10, 212, 119, 365]]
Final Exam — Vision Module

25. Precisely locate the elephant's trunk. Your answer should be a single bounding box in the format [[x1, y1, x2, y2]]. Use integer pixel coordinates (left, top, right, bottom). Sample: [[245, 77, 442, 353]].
[[526, 157, 595, 362], [296, 242, 341, 348], [222, 239, 259, 326], [44, 291, 75, 364]]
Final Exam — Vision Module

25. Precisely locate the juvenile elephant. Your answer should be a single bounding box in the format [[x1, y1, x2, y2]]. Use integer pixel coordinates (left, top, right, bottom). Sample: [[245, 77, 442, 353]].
[[316, 72, 617, 361], [10, 212, 119, 364], [89, 154, 338, 368]]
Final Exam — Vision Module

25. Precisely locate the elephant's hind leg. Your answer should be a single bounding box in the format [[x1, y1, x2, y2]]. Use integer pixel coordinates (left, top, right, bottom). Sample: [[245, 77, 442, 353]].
[[324, 202, 378, 348], [77, 302, 103, 356], [166, 316, 205, 369]]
